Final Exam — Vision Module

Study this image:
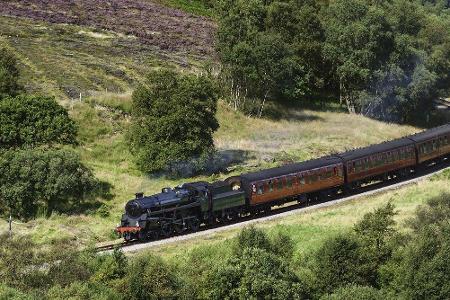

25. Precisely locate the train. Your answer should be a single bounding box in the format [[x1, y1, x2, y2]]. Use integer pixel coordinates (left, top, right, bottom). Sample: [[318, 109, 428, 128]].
[[115, 124, 450, 242]]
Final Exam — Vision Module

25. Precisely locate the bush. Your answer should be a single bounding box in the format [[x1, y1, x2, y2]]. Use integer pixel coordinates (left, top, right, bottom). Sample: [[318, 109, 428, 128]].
[[384, 193, 450, 299], [128, 69, 219, 174], [46, 282, 121, 300], [0, 95, 77, 149], [0, 47, 21, 99], [321, 284, 386, 300], [311, 233, 369, 294], [121, 254, 179, 300], [0, 148, 100, 220], [205, 247, 309, 299], [232, 226, 272, 256], [0, 284, 32, 300]]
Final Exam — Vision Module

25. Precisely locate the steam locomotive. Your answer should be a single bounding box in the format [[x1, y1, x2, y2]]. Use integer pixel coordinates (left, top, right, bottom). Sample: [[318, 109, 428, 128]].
[[116, 124, 450, 241]]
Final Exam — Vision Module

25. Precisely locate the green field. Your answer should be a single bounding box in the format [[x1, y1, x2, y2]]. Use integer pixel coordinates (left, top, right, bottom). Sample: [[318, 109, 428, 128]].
[[0, 90, 422, 247], [0, 4, 444, 253]]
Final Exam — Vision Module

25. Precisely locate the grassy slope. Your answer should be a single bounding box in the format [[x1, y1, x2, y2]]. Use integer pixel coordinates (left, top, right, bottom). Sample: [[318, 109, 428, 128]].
[[0, 3, 444, 253], [0, 92, 422, 245]]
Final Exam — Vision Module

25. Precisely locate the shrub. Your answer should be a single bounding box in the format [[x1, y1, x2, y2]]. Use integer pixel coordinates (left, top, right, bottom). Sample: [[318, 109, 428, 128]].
[[311, 233, 369, 294], [46, 282, 121, 300], [121, 254, 179, 300], [128, 69, 219, 174], [0, 47, 21, 99], [206, 247, 309, 299], [0, 284, 32, 300], [0, 148, 100, 220], [321, 284, 386, 300], [0, 95, 77, 149]]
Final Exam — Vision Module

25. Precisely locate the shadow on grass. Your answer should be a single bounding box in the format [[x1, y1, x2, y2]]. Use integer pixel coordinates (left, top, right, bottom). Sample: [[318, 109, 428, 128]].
[[56, 180, 115, 216], [261, 95, 346, 121], [148, 149, 255, 180]]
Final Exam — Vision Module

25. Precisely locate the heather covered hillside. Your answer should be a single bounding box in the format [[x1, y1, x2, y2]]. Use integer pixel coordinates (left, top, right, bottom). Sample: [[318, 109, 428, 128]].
[[0, 0, 215, 98]]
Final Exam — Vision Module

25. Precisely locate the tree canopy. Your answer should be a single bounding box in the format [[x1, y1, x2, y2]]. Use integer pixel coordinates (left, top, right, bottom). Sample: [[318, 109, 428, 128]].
[[0, 148, 100, 220], [215, 0, 450, 122], [128, 69, 219, 174], [0, 95, 77, 149]]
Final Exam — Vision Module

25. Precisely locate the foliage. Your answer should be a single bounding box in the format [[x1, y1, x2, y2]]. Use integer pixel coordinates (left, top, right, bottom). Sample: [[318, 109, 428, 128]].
[[383, 193, 450, 299], [407, 192, 450, 230], [0, 95, 77, 149], [0, 148, 100, 220], [0, 47, 21, 100], [323, 0, 394, 113], [2, 196, 450, 299], [91, 248, 128, 283], [128, 69, 219, 174], [321, 284, 386, 300], [46, 282, 121, 300], [120, 253, 179, 300], [0, 284, 32, 300], [216, 0, 325, 115], [311, 233, 369, 294], [311, 202, 398, 294], [216, 0, 450, 122], [206, 247, 308, 299]]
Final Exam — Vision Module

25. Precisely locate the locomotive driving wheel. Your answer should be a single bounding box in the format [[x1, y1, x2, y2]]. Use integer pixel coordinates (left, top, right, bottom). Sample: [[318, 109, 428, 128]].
[[188, 218, 200, 232], [173, 222, 185, 234], [160, 223, 172, 238]]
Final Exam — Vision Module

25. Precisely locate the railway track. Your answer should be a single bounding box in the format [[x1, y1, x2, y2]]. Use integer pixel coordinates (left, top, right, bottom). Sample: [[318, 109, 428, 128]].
[[96, 161, 450, 254]]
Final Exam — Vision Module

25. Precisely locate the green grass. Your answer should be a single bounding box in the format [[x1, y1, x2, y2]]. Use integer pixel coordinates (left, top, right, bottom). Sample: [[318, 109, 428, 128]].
[[0, 8, 438, 250], [0, 91, 425, 247], [152, 0, 214, 17]]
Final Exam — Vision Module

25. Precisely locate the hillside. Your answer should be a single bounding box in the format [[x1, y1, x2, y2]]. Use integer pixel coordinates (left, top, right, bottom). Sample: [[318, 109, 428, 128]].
[[0, 94, 419, 245], [0, 0, 215, 99], [0, 0, 440, 248]]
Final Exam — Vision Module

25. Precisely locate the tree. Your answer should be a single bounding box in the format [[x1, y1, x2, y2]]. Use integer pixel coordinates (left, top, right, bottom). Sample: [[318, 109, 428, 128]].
[[321, 284, 386, 300], [312, 234, 369, 294], [0, 148, 100, 220], [216, 0, 325, 114], [206, 248, 309, 299], [353, 202, 397, 287], [0, 47, 21, 99], [128, 69, 219, 174], [323, 0, 394, 113], [122, 254, 179, 300], [381, 193, 450, 298], [0, 95, 77, 149]]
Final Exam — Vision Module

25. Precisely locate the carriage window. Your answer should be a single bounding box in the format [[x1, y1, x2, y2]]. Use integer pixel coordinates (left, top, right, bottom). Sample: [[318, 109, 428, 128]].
[[269, 180, 274, 192], [287, 177, 293, 187], [300, 175, 305, 185], [277, 179, 283, 190], [257, 184, 263, 195], [394, 151, 399, 160]]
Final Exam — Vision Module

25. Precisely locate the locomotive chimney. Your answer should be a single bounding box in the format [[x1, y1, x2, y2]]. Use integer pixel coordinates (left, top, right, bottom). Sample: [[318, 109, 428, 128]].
[[135, 192, 144, 199]]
